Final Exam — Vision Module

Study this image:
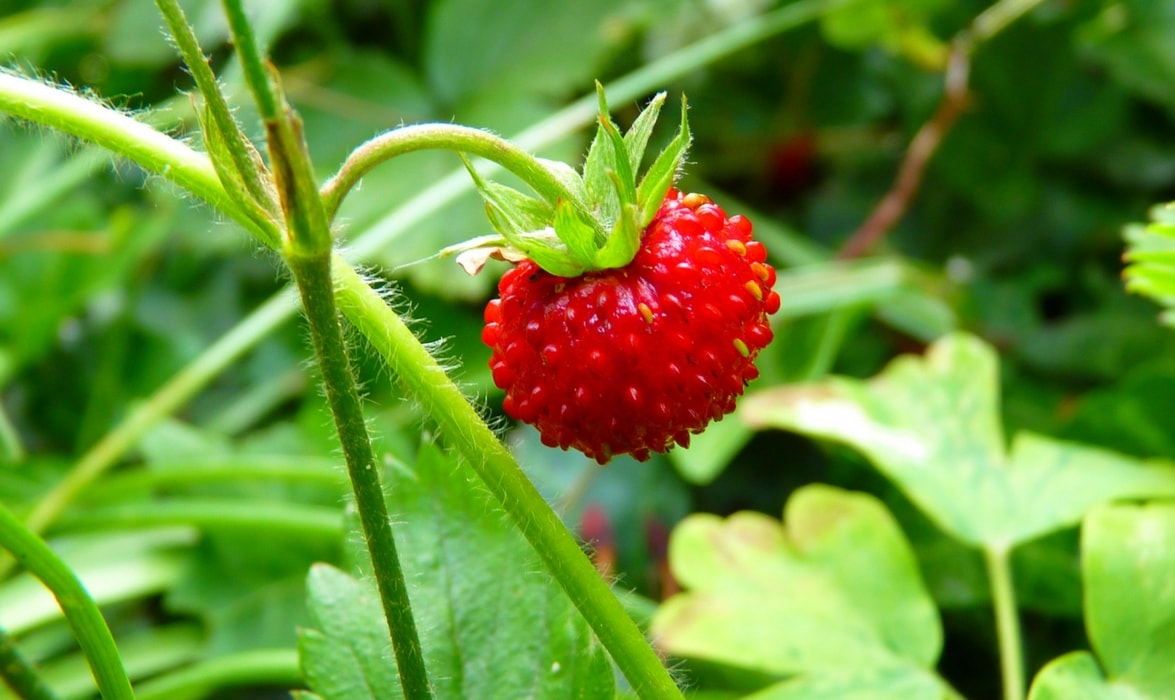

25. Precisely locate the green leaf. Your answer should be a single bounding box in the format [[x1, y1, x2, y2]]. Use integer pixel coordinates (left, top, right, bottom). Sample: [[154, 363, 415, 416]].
[[1029, 503, 1175, 699], [744, 667, 944, 700], [299, 443, 615, 700], [652, 485, 942, 686], [742, 333, 1175, 546], [299, 565, 399, 700], [582, 113, 623, 227]]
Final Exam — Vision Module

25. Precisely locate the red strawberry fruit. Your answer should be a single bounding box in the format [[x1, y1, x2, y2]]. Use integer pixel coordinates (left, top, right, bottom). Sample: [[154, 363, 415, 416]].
[[459, 87, 780, 463]]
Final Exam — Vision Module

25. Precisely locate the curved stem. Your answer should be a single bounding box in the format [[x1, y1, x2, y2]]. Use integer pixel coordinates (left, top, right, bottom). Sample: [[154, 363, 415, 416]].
[[984, 543, 1024, 700], [0, 503, 134, 700], [321, 123, 581, 221], [0, 69, 280, 246], [332, 256, 684, 699]]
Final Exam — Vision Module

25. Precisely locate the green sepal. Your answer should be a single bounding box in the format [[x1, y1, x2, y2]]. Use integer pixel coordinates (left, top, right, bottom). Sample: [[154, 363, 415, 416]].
[[594, 201, 641, 269], [623, 92, 666, 174], [636, 95, 691, 228], [456, 85, 692, 277], [553, 198, 602, 267]]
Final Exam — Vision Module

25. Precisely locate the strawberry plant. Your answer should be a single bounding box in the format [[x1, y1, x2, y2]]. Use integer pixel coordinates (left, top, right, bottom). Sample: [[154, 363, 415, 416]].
[[5, 0, 1175, 699]]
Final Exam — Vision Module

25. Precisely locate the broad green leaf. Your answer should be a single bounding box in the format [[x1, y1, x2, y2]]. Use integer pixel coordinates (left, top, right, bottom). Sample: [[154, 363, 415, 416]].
[[744, 666, 943, 700], [582, 115, 623, 227], [1029, 503, 1175, 699], [299, 565, 399, 700], [742, 333, 1175, 546], [1085, 503, 1175, 694], [299, 443, 615, 700], [1029, 652, 1144, 700], [652, 485, 941, 684]]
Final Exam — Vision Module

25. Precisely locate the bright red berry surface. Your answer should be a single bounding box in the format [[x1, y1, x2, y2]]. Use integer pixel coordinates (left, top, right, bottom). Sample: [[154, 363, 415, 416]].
[[482, 190, 781, 464]]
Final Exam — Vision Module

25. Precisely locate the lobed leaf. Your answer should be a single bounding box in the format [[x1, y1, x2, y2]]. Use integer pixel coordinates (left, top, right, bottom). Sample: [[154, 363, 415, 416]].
[[652, 485, 942, 689], [1028, 503, 1175, 699], [742, 333, 1175, 547], [299, 443, 615, 700]]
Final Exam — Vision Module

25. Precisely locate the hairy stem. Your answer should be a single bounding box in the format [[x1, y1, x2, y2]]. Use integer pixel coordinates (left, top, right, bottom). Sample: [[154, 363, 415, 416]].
[[152, 0, 275, 220], [0, 503, 134, 700], [332, 256, 684, 699], [984, 543, 1024, 700], [322, 123, 582, 220], [288, 252, 432, 699]]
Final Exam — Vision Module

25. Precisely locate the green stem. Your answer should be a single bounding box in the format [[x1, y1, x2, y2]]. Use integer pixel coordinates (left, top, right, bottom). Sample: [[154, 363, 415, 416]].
[[134, 648, 300, 700], [220, 0, 279, 120], [0, 625, 60, 700], [0, 70, 274, 241], [322, 123, 582, 220], [984, 543, 1024, 700], [288, 254, 431, 700], [152, 0, 275, 218], [0, 503, 133, 700], [332, 256, 683, 699]]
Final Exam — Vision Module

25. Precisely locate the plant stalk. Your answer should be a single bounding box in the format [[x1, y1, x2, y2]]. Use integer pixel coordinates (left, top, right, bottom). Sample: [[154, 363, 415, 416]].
[[984, 543, 1024, 700], [0, 503, 134, 700], [288, 252, 432, 700], [332, 256, 684, 699]]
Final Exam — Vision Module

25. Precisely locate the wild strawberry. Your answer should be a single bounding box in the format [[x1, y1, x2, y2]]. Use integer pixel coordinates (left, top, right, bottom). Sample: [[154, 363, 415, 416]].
[[482, 190, 777, 463], [457, 86, 779, 463]]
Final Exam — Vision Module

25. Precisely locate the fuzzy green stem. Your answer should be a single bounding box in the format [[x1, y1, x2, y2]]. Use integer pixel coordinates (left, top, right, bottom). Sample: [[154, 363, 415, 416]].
[[0, 503, 133, 700], [331, 256, 683, 699], [984, 543, 1025, 700], [152, 0, 274, 216], [0, 625, 60, 700], [288, 253, 432, 700], [322, 123, 582, 221], [220, 0, 279, 120]]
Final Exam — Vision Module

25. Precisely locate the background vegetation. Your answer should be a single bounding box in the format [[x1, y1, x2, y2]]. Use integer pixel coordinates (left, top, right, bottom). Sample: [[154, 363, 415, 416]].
[[3, 0, 1175, 698]]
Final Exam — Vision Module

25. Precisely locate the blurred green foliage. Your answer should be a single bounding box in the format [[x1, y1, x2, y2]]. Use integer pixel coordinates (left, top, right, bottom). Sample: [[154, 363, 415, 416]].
[[4, 0, 1175, 698]]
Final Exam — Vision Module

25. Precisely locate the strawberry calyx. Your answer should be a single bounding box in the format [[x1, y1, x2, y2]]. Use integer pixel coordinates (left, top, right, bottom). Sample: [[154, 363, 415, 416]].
[[453, 84, 692, 277]]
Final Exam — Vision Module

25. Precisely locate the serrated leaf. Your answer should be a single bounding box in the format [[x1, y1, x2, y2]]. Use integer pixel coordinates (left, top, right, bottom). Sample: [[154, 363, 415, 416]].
[[652, 485, 942, 689], [1124, 202, 1175, 321], [1028, 503, 1175, 699], [635, 99, 690, 227], [742, 333, 1175, 546], [299, 565, 398, 700], [299, 444, 615, 700]]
